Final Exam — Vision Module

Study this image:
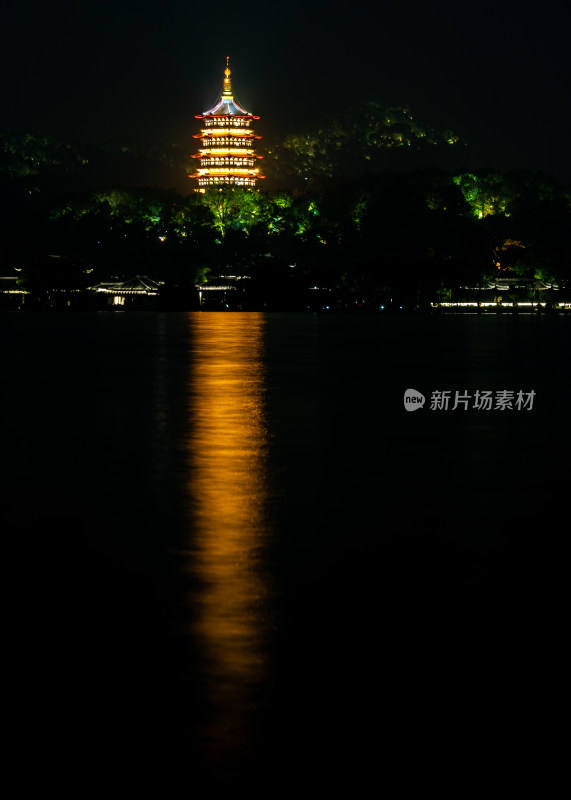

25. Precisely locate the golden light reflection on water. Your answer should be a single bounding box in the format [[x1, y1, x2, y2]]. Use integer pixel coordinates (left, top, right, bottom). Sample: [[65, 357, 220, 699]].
[[186, 312, 270, 763]]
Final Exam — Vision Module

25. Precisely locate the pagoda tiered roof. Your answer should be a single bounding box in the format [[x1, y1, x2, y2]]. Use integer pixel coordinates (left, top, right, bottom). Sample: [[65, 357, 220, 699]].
[[196, 97, 258, 119], [192, 130, 262, 139]]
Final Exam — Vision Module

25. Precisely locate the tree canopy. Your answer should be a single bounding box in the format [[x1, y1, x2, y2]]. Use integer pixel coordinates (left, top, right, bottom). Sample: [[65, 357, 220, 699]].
[[1, 128, 569, 310]]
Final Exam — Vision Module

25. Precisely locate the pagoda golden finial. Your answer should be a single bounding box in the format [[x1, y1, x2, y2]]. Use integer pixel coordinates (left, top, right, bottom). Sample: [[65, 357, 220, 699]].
[[223, 56, 232, 95]]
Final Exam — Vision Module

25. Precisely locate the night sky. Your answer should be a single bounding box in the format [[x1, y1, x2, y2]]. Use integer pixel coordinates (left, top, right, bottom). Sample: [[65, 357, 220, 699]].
[[2, 0, 570, 182]]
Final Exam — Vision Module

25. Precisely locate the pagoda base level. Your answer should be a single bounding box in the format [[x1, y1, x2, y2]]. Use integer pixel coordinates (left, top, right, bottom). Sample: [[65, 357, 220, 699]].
[[197, 177, 260, 188]]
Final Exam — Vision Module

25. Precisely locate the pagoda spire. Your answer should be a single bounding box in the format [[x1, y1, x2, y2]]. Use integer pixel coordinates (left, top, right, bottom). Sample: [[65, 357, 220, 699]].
[[222, 56, 232, 97]]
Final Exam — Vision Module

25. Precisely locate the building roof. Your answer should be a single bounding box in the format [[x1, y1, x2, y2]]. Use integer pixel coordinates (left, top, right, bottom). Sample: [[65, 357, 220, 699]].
[[200, 98, 251, 117], [89, 276, 163, 294], [461, 277, 560, 290], [196, 58, 259, 119]]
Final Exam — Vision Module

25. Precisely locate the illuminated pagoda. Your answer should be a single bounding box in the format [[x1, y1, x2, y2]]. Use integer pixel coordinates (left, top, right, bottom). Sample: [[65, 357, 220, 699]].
[[189, 58, 265, 189]]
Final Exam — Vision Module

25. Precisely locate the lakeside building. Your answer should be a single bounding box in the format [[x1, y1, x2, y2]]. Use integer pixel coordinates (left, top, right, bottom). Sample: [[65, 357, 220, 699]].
[[195, 274, 251, 310], [88, 276, 163, 308], [189, 58, 265, 190], [432, 276, 570, 310], [0, 267, 26, 309]]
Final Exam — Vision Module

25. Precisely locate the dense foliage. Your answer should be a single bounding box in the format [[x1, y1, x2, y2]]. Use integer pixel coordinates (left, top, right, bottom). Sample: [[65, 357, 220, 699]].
[[0, 131, 88, 178], [266, 101, 463, 183], [0, 129, 569, 310]]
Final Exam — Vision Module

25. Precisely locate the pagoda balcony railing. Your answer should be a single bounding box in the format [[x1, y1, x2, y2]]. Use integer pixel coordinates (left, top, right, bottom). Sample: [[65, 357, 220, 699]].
[[200, 137, 255, 147], [200, 158, 256, 167], [200, 129, 256, 137], [204, 118, 252, 128], [198, 176, 257, 187]]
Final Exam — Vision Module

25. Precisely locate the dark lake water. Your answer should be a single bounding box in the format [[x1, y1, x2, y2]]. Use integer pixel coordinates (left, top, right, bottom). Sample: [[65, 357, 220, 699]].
[[2, 311, 569, 786]]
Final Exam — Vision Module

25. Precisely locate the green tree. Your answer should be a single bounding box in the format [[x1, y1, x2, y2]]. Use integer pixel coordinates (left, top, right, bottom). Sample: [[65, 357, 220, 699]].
[[200, 187, 269, 237], [452, 172, 508, 218]]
